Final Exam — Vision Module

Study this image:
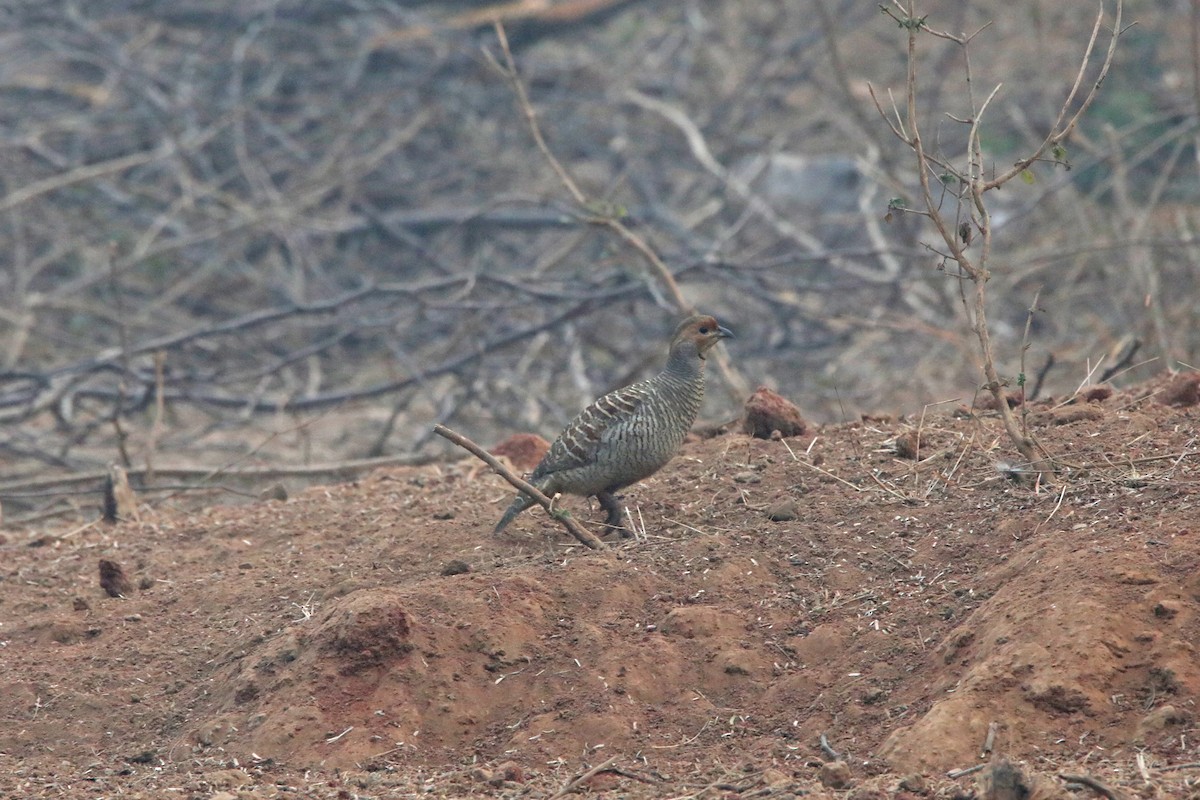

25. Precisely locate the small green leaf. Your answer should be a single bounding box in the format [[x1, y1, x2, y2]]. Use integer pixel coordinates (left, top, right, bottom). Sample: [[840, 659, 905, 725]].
[[887, 197, 907, 210], [1020, 169, 1035, 185], [1051, 144, 1067, 161], [1017, 372, 1027, 388]]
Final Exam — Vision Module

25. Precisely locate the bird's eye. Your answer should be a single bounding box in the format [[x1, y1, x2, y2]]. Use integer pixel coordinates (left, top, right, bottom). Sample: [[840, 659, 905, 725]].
[[699, 326, 709, 334]]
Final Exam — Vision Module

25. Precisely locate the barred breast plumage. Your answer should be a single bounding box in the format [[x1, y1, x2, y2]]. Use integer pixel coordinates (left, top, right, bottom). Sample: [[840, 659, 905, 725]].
[[493, 314, 734, 536]]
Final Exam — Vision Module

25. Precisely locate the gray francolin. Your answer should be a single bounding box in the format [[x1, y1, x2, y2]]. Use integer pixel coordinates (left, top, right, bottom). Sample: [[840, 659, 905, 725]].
[[494, 313, 733, 535]]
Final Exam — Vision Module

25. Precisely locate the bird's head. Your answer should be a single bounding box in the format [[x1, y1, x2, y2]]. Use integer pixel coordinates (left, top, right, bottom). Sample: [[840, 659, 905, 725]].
[[670, 314, 734, 361]]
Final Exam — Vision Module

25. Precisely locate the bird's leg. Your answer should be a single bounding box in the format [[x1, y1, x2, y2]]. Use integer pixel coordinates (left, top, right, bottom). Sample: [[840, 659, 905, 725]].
[[596, 491, 633, 537]]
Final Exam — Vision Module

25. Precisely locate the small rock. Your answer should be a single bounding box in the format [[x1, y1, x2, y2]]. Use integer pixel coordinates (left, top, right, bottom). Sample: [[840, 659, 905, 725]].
[[764, 499, 797, 521], [208, 793, 238, 800], [1083, 385, 1113, 402], [742, 386, 807, 439], [46, 620, 88, 645], [432, 510, 455, 520], [733, 471, 761, 484], [260, 482, 289, 502], [137, 576, 154, 590], [127, 750, 156, 764], [861, 687, 887, 705], [470, 767, 493, 784], [99, 559, 133, 598], [1136, 704, 1192, 741], [1153, 600, 1181, 619], [73, 597, 90, 612], [898, 773, 929, 794], [819, 760, 852, 789], [894, 431, 920, 460], [490, 433, 551, 472], [123, 614, 143, 623], [761, 767, 790, 787], [195, 723, 222, 747], [495, 761, 525, 783], [1160, 372, 1200, 407], [441, 560, 471, 576]]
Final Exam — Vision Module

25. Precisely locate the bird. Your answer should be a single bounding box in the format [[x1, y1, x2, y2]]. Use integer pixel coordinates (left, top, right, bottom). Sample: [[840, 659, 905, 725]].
[[494, 313, 733, 536]]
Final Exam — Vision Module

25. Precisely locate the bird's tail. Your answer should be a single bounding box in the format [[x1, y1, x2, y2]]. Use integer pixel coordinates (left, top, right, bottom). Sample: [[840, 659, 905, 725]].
[[493, 493, 537, 535]]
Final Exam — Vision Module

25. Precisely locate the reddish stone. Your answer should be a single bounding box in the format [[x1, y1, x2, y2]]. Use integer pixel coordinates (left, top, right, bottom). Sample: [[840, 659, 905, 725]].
[[742, 386, 807, 439], [490, 433, 551, 472]]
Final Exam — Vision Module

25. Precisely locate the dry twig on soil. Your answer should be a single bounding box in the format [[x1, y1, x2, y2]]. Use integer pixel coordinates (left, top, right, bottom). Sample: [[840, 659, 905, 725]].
[[1059, 772, 1127, 800], [548, 755, 619, 799], [432, 423, 606, 550]]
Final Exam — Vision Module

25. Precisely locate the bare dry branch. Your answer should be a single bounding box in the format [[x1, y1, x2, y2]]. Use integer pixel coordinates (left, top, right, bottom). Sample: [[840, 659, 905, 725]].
[[432, 423, 606, 550]]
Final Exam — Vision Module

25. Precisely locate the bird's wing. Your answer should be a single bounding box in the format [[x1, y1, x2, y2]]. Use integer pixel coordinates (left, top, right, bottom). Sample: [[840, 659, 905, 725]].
[[532, 382, 649, 479]]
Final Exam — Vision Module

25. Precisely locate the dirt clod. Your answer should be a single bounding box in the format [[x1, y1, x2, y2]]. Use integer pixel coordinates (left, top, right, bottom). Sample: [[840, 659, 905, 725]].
[[894, 430, 920, 459], [820, 760, 853, 789], [742, 386, 807, 439], [490, 433, 551, 472], [764, 499, 798, 521], [99, 558, 133, 598], [898, 773, 929, 794], [262, 482, 289, 501], [495, 761, 525, 783], [441, 559, 471, 576], [1160, 372, 1200, 407], [1153, 600, 1181, 619], [1136, 704, 1192, 741]]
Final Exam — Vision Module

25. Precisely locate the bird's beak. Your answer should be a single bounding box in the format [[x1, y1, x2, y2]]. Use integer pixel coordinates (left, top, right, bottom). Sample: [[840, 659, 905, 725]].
[[717, 325, 734, 340]]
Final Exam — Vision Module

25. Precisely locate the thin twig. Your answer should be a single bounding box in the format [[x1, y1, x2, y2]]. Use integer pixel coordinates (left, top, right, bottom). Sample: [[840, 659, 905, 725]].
[[432, 423, 606, 550], [548, 756, 619, 800], [1059, 773, 1127, 800], [487, 23, 748, 403]]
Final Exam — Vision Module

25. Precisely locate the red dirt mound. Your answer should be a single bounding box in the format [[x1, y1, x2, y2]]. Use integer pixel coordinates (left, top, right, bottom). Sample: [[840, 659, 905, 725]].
[[1, 380, 1199, 797]]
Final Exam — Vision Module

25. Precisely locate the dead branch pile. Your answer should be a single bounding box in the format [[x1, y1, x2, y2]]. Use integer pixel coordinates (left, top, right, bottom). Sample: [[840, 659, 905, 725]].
[[0, 1, 1195, 517]]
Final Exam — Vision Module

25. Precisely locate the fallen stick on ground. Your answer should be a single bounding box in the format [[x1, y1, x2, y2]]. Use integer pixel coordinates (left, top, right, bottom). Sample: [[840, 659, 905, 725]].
[[1059, 773, 1126, 800], [432, 424, 606, 551], [548, 755, 619, 799]]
